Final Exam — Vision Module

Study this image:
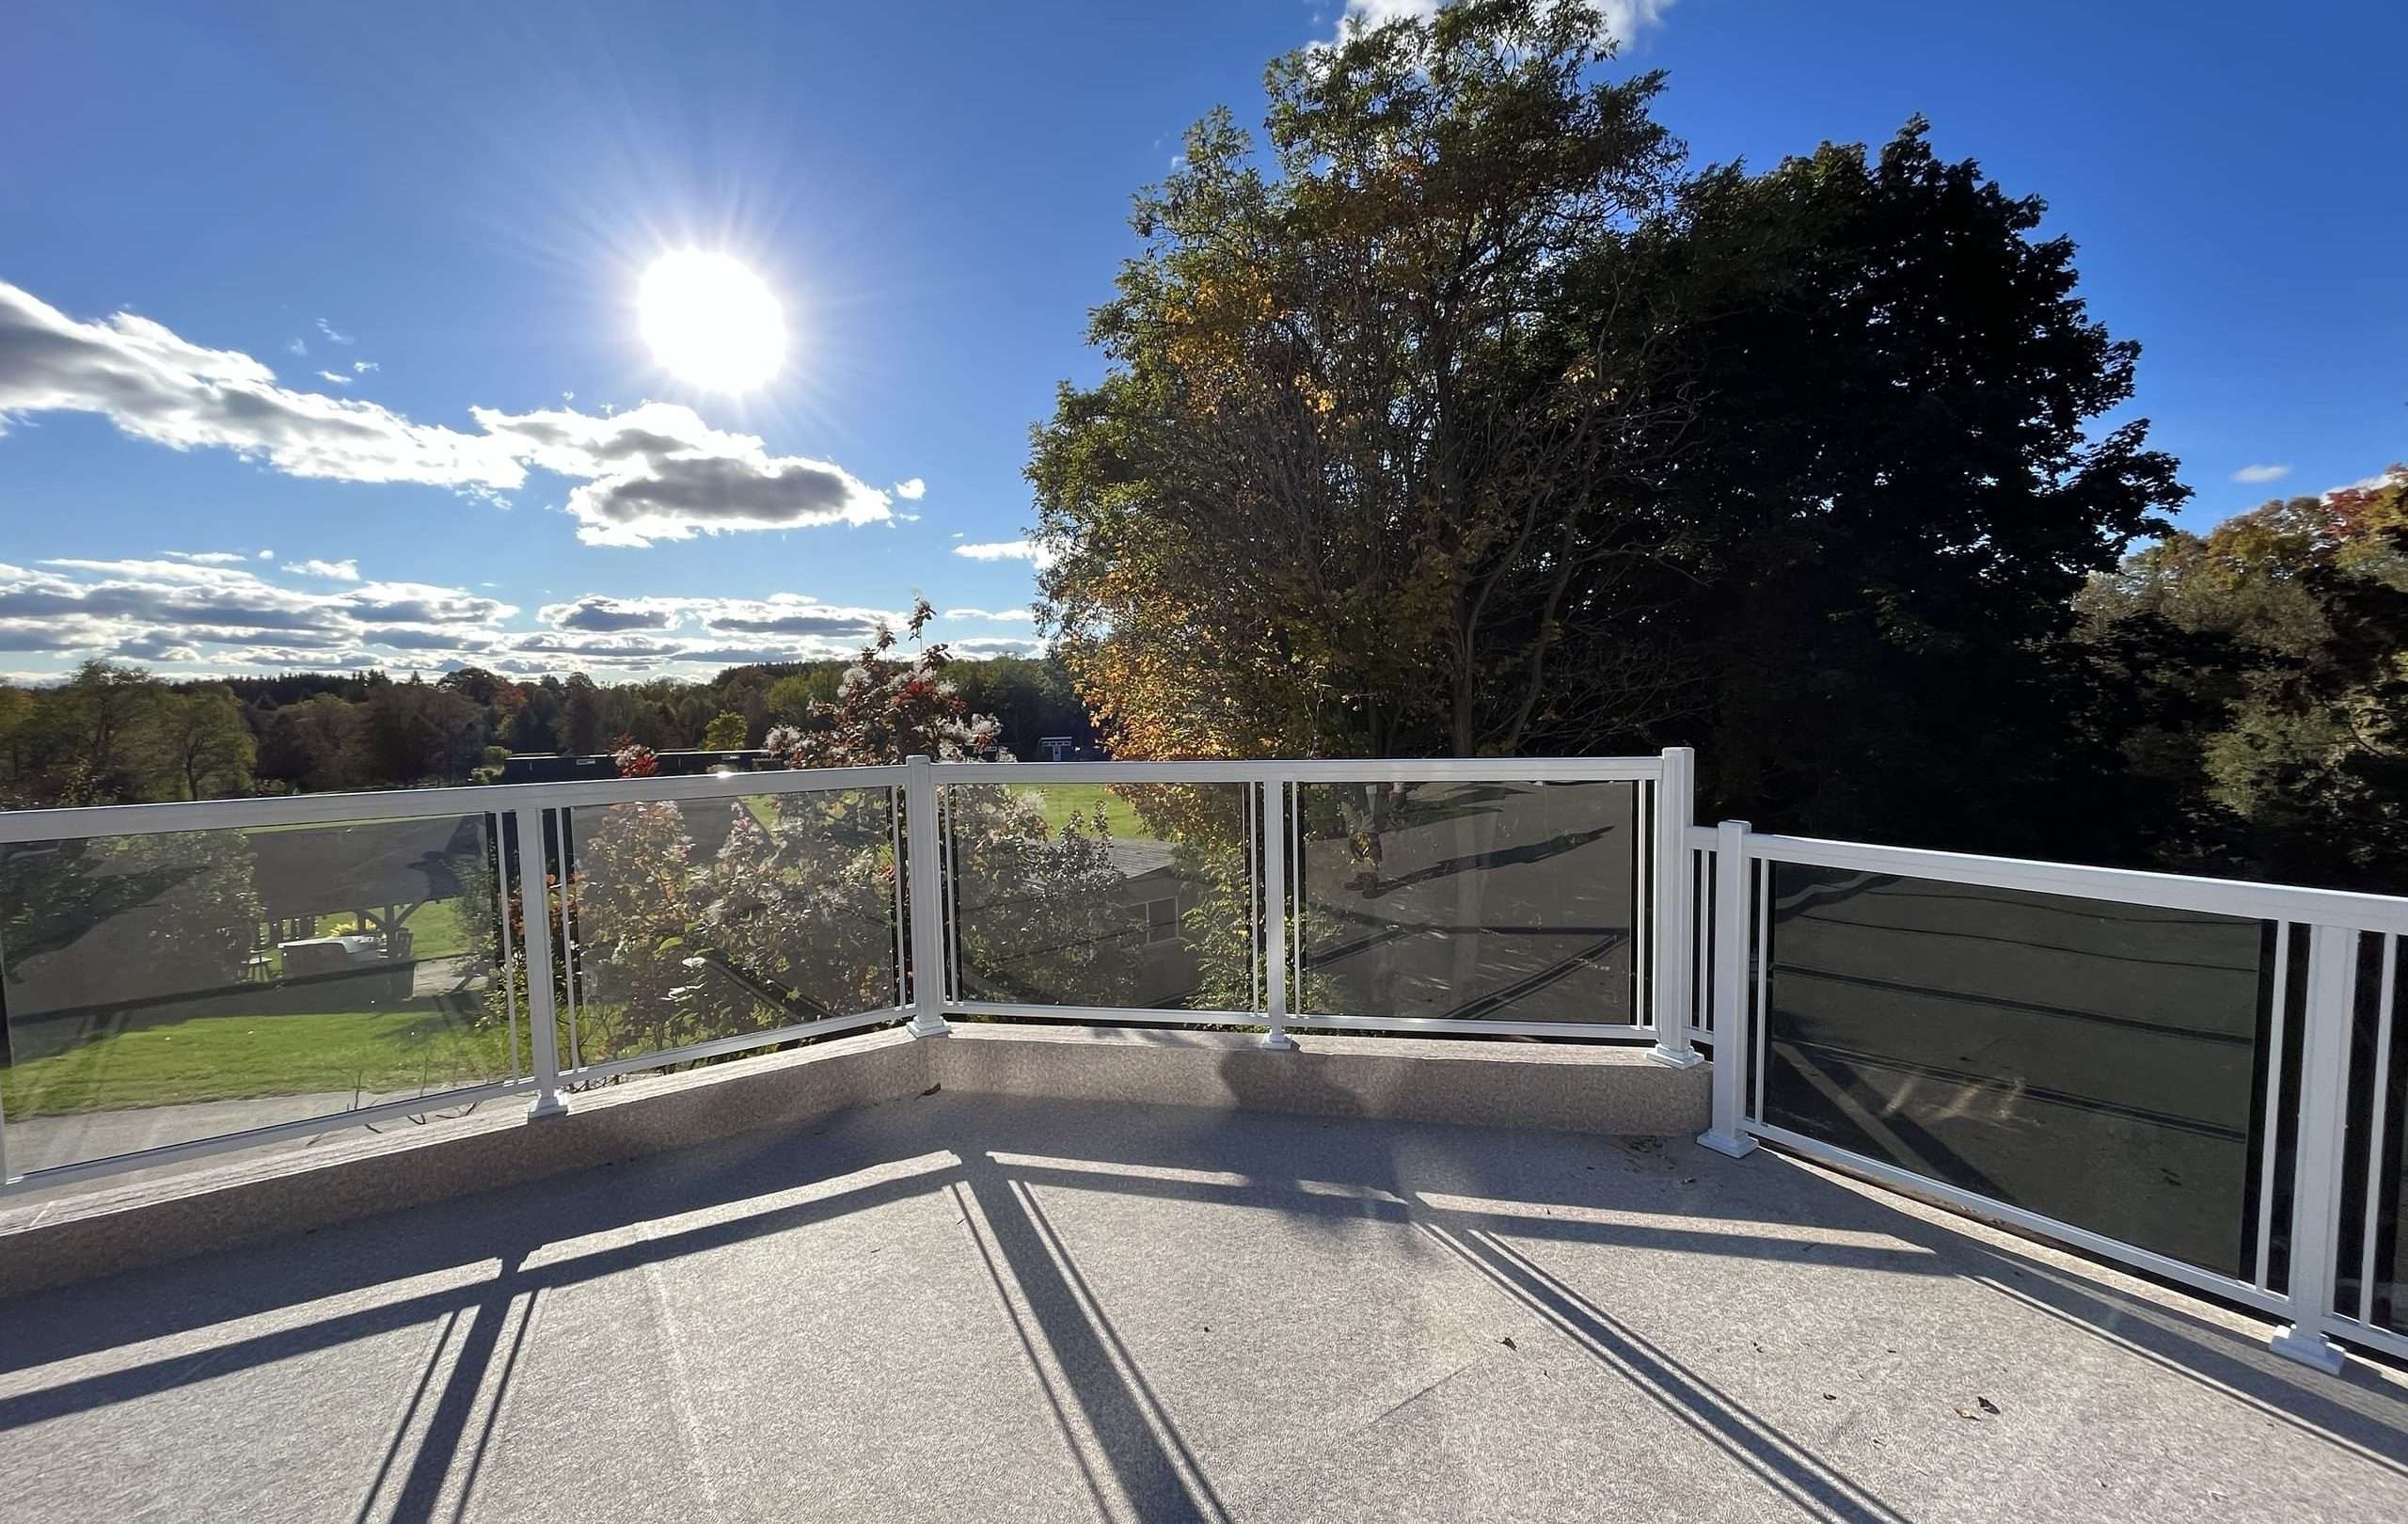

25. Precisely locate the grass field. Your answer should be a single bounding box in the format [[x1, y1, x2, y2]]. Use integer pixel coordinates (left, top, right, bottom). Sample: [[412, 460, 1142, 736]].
[[314, 896, 475, 960], [1023, 782, 1149, 838], [1, 997, 513, 1118]]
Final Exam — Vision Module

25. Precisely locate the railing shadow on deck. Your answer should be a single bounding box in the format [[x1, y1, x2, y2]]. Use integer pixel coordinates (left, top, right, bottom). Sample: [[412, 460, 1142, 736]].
[[3, 1091, 2404, 1524]]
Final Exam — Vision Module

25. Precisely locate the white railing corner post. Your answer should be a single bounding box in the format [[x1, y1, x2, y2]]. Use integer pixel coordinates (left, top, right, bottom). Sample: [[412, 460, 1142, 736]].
[[2271, 922, 2354, 1373], [1698, 818, 1756, 1158], [511, 804, 569, 1119], [1259, 778, 1296, 1050], [903, 754, 953, 1038], [1650, 746, 1702, 1068]]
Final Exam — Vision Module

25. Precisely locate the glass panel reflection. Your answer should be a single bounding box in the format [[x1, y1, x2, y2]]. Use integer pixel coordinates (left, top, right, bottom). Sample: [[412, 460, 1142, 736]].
[[1, 814, 511, 1179], [1761, 863, 2270, 1278], [1294, 780, 1639, 1024], [564, 789, 900, 1067], [946, 781, 1251, 1010]]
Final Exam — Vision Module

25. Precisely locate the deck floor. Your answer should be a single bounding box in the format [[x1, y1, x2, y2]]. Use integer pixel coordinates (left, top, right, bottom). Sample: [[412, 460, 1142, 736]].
[[3, 1090, 2404, 1523]]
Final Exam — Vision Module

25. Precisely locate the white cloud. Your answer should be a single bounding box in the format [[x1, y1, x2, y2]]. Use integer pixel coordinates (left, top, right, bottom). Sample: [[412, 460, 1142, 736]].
[[316, 317, 353, 345], [258, 548, 275, 559], [952, 538, 1057, 570], [0, 281, 893, 547], [948, 637, 1046, 658], [286, 337, 308, 357], [1331, 0, 1673, 48], [2232, 463, 2291, 485], [352, 359, 377, 374], [471, 401, 892, 547], [163, 550, 250, 566], [894, 477, 927, 500], [943, 607, 1037, 623], [0, 542, 1012, 679], [316, 369, 353, 387], [535, 592, 901, 641]]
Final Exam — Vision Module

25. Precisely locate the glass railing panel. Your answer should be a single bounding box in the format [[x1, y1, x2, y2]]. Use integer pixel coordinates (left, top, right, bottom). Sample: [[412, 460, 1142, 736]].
[[2337, 930, 2404, 1332], [1, 812, 514, 1181], [1761, 862, 2273, 1279], [560, 788, 902, 1070], [943, 780, 1253, 1011], [1293, 779, 1640, 1024]]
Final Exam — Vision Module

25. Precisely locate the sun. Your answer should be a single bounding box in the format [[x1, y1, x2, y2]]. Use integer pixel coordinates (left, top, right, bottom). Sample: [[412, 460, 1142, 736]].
[[639, 250, 785, 392]]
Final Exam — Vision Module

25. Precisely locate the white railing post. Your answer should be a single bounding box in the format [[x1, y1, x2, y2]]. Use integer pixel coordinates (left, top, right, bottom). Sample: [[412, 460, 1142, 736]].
[[903, 755, 953, 1038], [1651, 747, 1702, 1067], [1260, 778, 1297, 1050], [1698, 818, 1757, 1158], [510, 804, 569, 1119], [2271, 922, 2354, 1373]]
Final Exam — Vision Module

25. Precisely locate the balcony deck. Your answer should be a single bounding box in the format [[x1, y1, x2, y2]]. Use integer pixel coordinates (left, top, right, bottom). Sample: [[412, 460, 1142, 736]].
[[3, 1086, 2402, 1524]]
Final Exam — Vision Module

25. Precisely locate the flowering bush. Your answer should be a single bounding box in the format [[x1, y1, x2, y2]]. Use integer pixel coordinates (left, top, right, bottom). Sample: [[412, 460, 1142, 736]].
[[544, 598, 1135, 1062], [611, 738, 659, 779]]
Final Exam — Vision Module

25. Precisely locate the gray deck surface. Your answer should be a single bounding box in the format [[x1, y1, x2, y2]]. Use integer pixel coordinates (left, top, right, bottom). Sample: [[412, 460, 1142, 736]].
[[2, 1091, 2403, 1523]]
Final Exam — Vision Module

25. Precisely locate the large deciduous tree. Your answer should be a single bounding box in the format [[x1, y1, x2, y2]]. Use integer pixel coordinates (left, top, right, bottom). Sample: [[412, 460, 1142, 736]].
[[1031, 2, 2188, 865], [2079, 466, 2408, 887], [1033, 0, 1693, 760], [1651, 123, 2190, 854]]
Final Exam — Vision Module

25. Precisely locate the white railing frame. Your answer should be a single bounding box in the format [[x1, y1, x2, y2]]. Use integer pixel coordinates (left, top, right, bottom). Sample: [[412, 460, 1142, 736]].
[[902, 755, 953, 1039], [1649, 748, 1701, 1066], [1713, 827, 2396, 1373], [10, 750, 2408, 1378]]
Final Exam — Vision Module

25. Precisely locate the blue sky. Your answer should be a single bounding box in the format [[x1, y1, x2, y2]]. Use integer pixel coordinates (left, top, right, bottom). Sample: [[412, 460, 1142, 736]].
[[1, 0, 2400, 684]]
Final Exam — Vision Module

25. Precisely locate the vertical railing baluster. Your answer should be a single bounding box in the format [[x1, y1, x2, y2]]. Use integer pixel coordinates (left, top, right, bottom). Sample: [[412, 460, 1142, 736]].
[[493, 813, 522, 1085], [903, 755, 952, 1038], [1699, 819, 1756, 1158], [888, 785, 909, 1011], [511, 803, 569, 1119], [1260, 776, 1295, 1050], [2270, 922, 2355, 1373], [2256, 923, 2293, 1291], [2360, 934, 2399, 1326], [1651, 747, 1701, 1066]]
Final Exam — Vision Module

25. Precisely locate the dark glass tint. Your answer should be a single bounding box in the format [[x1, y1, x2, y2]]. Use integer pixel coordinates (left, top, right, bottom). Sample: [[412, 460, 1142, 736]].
[[1761, 864, 2271, 1279], [1294, 780, 1639, 1024], [2335, 931, 2405, 1331]]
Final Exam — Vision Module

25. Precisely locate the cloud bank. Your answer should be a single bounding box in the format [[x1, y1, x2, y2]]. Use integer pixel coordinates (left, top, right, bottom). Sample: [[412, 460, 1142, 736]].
[[0, 280, 896, 547], [0, 556, 979, 679]]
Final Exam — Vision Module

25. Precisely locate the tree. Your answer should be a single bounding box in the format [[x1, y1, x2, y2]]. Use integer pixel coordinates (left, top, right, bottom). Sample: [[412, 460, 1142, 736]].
[[1034, 3, 2186, 867], [363, 677, 483, 785], [1032, 0, 1691, 759], [1632, 123, 2190, 855], [258, 694, 368, 793], [145, 686, 256, 801], [2080, 466, 2408, 886], [2, 829, 264, 1016], [39, 659, 164, 801], [556, 674, 605, 755], [702, 709, 750, 750]]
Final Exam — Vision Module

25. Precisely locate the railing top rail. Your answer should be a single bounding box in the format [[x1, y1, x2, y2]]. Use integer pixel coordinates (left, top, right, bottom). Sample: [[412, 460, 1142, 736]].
[[0, 762, 912, 844], [0, 754, 1667, 843], [1745, 828, 2408, 933], [930, 756, 1666, 786]]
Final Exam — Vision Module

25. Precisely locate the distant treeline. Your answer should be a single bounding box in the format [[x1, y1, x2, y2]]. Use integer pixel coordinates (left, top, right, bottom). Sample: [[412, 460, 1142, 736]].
[[0, 654, 1095, 806]]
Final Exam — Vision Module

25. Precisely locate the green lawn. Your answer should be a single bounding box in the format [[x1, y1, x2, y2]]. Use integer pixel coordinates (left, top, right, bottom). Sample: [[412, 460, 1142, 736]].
[[1, 999, 513, 1118], [314, 897, 474, 960], [1024, 782, 1149, 838]]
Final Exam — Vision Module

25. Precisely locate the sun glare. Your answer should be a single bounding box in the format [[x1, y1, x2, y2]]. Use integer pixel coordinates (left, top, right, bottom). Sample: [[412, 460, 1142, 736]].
[[639, 250, 785, 392]]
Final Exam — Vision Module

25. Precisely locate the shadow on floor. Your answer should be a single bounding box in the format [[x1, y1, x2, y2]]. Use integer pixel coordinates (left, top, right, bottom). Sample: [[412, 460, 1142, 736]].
[[1, 1092, 2402, 1522]]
